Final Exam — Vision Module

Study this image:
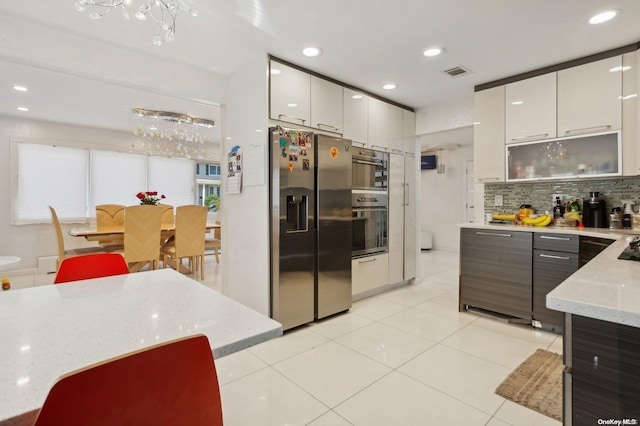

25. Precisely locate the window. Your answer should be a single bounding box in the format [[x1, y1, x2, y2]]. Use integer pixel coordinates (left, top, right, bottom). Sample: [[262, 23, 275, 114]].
[[13, 142, 196, 223], [206, 164, 220, 176]]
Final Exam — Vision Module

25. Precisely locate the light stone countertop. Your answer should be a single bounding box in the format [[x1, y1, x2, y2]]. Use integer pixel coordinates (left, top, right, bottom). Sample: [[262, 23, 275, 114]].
[[459, 223, 640, 327], [0, 269, 282, 425]]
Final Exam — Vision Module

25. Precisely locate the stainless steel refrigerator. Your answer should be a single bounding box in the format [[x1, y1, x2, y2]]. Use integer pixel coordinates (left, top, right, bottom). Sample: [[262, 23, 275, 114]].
[[270, 126, 352, 331]]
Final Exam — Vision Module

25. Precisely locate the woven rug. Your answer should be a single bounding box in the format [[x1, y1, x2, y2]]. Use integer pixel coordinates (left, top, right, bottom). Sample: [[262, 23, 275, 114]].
[[495, 349, 563, 421]]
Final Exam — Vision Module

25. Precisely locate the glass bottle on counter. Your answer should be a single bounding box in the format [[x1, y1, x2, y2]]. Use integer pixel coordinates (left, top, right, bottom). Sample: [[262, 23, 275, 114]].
[[553, 197, 565, 219]]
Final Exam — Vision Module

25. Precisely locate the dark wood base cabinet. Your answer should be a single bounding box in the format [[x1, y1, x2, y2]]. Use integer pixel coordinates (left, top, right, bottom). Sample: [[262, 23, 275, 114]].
[[568, 315, 640, 425], [460, 229, 532, 320]]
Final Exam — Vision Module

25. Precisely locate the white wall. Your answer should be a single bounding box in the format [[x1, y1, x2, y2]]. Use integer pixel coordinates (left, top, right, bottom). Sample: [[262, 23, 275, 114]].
[[222, 55, 270, 315], [418, 127, 473, 252], [416, 97, 473, 135]]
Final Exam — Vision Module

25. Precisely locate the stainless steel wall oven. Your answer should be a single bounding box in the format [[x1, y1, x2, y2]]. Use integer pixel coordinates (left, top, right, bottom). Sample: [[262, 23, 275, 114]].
[[352, 192, 388, 257], [352, 147, 388, 191]]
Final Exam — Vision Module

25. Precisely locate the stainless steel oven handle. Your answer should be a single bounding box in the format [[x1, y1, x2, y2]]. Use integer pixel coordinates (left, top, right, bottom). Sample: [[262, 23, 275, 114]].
[[353, 208, 388, 212], [354, 159, 383, 166]]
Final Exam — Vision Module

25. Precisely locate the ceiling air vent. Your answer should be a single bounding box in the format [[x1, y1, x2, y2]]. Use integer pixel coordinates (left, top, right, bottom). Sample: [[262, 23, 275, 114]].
[[443, 66, 470, 78]]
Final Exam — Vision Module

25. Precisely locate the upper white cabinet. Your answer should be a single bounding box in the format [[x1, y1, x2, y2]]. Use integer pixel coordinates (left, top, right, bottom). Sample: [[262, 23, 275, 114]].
[[310, 76, 343, 134], [622, 50, 638, 176], [367, 97, 390, 151], [474, 86, 506, 182], [269, 62, 310, 127], [557, 56, 622, 137], [402, 110, 417, 155], [505, 73, 557, 144], [343, 88, 368, 146], [388, 105, 404, 154]]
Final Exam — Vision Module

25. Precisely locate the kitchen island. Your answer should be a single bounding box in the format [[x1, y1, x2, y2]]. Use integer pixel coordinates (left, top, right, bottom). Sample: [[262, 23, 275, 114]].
[[0, 268, 282, 425], [459, 223, 640, 424]]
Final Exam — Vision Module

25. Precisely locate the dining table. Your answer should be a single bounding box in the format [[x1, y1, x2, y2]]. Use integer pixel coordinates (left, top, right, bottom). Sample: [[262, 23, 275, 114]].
[[0, 268, 282, 425], [69, 222, 221, 239]]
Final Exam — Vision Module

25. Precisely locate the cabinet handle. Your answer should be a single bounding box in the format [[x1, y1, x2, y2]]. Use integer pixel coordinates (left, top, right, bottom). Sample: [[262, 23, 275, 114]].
[[352, 141, 367, 148], [317, 123, 340, 132], [582, 239, 611, 247], [371, 145, 389, 151], [593, 355, 599, 370], [476, 232, 512, 237], [510, 133, 549, 142], [564, 125, 611, 135], [478, 177, 501, 182], [540, 235, 571, 241], [391, 149, 403, 154], [404, 183, 409, 207], [358, 257, 377, 264], [539, 253, 571, 260], [278, 114, 306, 124]]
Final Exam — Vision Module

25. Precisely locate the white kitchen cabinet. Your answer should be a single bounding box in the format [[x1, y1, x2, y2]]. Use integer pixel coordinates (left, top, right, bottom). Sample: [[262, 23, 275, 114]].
[[310, 76, 343, 134], [402, 109, 417, 155], [367, 97, 390, 151], [403, 153, 417, 281], [352, 253, 389, 297], [388, 105, 404, 154], [557, 55, 622, 137], [388, 153, 404, 284], [505, 72, 557, 144], [474, 86, 506, 182], [270, 61, 311, 127], [343, 88, 368, 146]]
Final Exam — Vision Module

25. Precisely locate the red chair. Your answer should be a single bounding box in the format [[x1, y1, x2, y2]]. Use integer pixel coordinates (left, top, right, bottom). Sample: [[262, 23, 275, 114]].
[[54, 253, 129, 284], [34, 334, 223, 426]]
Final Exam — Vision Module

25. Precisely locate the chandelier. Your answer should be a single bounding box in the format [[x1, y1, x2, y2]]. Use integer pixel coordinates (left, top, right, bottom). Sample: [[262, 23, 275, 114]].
[[74, 0, 199, 46], [130, 108, 217, 160]]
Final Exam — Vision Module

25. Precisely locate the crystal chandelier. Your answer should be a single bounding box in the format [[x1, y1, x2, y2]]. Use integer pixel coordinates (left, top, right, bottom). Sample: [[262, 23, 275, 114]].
[[130, 108, 217, 160], [74, 0, 199, 46]]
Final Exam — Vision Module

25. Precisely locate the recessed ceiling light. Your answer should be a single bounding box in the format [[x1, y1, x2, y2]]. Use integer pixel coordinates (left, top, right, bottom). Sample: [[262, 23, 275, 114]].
[[302, 47, 322, 57], [255, 129, 263, 133], [423, 47, 444, 57], [13, 85, 28, 92], [287, 103, 298, 107], [589, 10, 617, 24], [619, 93, 638, 100], [270, 68, 281, 75], [383, 83, 397, 90], [511, 101, 524, 105], [351, 94, 364, 100], [609, 65, 631, 72], [17, 106, 29, 112]]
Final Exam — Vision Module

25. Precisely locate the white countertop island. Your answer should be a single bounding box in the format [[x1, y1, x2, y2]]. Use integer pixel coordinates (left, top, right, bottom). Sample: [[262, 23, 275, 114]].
[[0, 269, 282, 425]]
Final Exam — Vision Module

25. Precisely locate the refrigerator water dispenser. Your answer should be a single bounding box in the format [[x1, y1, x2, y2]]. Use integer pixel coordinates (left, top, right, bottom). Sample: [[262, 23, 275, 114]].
[[286, 195, 308, 232]]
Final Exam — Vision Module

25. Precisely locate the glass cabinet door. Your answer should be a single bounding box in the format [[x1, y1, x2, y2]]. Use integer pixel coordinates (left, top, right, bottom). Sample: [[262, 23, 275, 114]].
[[506, 131, 621, 181]]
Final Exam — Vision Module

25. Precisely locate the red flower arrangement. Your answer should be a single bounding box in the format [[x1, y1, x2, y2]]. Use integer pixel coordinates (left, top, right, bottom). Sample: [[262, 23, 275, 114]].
[[136, 191, 166, 205]]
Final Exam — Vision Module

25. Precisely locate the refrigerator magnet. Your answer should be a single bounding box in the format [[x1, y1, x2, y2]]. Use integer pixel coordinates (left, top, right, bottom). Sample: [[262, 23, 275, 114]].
[[288, 162, 294, 173], [330, 147, 339, 159], [302, 159, 310, 170]]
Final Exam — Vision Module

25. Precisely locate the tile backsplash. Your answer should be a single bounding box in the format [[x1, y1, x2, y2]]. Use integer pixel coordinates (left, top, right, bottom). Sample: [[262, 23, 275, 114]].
[[484, 177, 640, 214]]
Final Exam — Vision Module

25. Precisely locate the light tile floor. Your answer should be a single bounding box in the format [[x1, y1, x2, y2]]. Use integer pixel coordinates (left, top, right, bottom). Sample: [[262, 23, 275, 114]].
[[209, 250, 563, 426]]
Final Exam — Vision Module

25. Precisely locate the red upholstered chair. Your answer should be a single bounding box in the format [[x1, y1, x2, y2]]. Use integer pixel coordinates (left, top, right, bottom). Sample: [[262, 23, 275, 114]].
[[54, 253, 129, 284], [34, 334, 223, 426]]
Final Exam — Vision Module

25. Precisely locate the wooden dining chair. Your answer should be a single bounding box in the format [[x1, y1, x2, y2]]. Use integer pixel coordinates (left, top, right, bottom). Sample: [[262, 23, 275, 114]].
[[95, 204, 125, 248], [54, 253, 129, 284], [205, 220, 222, 264], [159, 204, 174, 244], [49, 206, 107, 271], [162, 205, 208, 279], [122, 205, 162, 272], [33, 334, 223, 426]]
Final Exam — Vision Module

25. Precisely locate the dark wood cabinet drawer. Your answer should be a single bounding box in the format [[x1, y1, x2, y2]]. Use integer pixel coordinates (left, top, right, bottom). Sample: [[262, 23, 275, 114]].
[[533, 232, 579, 253], [460, 228, 532, 319], [532, 249, 578, 332]]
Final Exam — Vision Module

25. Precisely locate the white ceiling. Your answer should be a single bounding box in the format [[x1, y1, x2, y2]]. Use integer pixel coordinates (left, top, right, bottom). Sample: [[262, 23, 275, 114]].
[[1, 0, 639, 134]]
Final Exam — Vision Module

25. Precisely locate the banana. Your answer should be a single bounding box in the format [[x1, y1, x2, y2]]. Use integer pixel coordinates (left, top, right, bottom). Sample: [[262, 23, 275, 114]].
[[564, 211, 582, 221], [533, 215, 553, 227], [492, 213, 517, 221]]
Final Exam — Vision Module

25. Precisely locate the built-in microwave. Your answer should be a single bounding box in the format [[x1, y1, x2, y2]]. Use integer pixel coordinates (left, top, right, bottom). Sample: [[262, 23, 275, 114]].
[[352, 147, 388, 191]]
